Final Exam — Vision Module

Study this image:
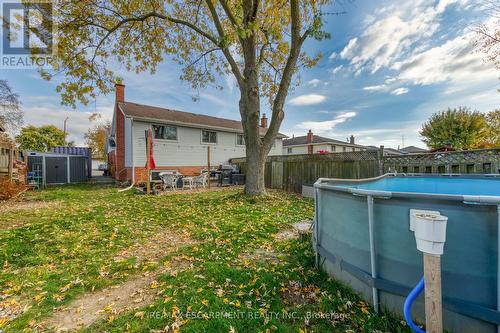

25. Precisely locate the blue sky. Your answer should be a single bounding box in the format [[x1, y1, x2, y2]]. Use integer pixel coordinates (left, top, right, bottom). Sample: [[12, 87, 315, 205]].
[[2, 0, 500, 148]]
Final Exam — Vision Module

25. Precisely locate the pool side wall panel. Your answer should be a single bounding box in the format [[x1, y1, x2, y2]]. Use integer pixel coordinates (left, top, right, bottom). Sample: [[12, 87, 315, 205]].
[[315, 186, 498, 333]]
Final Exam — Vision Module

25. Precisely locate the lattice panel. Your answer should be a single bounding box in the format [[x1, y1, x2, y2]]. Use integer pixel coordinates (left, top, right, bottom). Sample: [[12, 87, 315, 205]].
[[383, 149, 500, 173]]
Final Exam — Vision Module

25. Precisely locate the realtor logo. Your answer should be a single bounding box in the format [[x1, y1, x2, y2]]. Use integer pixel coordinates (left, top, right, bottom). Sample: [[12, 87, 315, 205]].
[[1, 0, 54, 69]]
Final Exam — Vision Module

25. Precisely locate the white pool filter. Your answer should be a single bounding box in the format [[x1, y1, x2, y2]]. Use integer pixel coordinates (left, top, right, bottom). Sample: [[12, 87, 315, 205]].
[[410, 209, 448, 256]]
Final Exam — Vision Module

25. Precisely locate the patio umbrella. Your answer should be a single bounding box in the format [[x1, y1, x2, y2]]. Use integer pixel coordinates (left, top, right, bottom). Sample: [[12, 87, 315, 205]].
[[146, 128, 156, 170]]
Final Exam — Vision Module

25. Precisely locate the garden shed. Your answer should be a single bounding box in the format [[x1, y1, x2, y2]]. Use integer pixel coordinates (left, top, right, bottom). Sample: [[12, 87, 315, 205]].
[[27, 151, 89, 186]]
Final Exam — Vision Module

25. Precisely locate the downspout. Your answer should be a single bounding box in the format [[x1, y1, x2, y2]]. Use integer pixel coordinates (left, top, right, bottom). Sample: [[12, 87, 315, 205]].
[[118, 117, 134, 192]]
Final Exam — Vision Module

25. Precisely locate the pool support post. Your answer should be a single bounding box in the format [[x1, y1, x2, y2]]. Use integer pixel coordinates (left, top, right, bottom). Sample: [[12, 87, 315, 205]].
[[423, 254, 443, 333], [314, 186, 320, 268], [410, 211, 448, 333], [497, 204, 500, 333], [367, 195, 379, 313]]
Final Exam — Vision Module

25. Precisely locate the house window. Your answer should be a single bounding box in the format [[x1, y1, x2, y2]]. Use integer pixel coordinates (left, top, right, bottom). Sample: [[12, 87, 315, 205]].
[[152, 124, 177, 140], [287, 148, 292, 154], [202, 130, 217, 143], [330, 145, 336, 152], [236, 134, 245, 145], [342, 146, 346, 152]]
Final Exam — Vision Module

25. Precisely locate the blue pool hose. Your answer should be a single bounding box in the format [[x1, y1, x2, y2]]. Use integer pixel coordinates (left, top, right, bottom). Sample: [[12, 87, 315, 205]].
[[403, 276, 426, 333]]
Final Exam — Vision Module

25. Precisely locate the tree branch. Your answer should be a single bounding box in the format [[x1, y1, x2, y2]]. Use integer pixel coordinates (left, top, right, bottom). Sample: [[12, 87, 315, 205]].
[[90, 11, 220, 63], [204, 0, 244, 86], [186, 47, 221, 68], [263, 0, 306, 149], [219, 0, 239, 27]]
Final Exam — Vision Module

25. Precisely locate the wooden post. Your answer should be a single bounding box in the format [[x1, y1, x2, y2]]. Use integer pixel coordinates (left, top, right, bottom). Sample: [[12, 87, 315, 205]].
[[378, 145, 384, 175], [423, 254, 443, 333], [207, 146, 211, 189], [8, 144, 14, 182], [146, 131, 151, 195]]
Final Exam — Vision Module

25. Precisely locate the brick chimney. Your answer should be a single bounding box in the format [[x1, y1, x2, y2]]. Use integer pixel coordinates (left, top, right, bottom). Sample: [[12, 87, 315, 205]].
[[307, 129, 314, 143], [115, 82, 125, 104], [260, 113, 268, 128], [350, 135, 355, 145], [114, 82, 126, 182], [307, 130, 314, 154]]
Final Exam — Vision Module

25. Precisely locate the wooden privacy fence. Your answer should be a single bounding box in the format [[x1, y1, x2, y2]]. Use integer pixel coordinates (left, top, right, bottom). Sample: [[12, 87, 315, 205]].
[[231, 150, 382, 193], [230, 147, 500, 193]]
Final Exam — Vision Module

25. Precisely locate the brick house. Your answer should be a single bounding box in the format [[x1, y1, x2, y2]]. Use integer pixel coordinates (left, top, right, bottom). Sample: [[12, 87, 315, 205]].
[[107, 83, 285, 183], [282, 130, 366, 155]]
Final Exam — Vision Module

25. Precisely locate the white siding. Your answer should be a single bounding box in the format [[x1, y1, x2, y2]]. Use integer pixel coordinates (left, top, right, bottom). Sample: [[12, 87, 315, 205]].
[[124, 117, 133, 167], [283, 143, 364, 155], [132, 121, 282, 167], [270, 139, 282, 156], [282, 145, 308, 155]]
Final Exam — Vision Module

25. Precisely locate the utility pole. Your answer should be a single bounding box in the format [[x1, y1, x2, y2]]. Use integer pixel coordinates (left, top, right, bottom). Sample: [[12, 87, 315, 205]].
[[63, 116, 69, 139], [402, 134, 405, 148]]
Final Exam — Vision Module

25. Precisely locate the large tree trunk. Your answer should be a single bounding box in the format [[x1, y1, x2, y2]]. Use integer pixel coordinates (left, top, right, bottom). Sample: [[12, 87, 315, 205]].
[[239, 66, 268, 195], [244, 142, 266, 195]]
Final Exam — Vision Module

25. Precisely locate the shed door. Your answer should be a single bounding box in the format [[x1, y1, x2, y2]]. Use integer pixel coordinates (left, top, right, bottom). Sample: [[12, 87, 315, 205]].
[[46, 157, 67, 183]]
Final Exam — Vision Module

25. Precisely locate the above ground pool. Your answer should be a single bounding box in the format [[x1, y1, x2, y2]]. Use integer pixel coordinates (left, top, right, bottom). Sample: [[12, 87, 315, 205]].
[[313, 174, 500, 333]]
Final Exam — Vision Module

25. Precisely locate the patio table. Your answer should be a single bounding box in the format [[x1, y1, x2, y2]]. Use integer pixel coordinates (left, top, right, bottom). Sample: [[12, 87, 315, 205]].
[[182, 176, 195, 189]]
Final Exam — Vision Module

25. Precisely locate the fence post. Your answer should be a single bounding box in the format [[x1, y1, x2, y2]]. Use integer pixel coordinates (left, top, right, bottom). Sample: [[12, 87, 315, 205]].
[[377, 145, 384, 175], [8, 144, 14, 182]]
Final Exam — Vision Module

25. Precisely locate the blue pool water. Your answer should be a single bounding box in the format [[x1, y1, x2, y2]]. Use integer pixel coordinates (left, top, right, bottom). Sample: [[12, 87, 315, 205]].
[[336, 176, 500, 196]]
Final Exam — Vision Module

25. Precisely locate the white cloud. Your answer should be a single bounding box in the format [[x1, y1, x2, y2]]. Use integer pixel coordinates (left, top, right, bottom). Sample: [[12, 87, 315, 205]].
[[331, 122, 424, 148], [224, 73, 237, 92], [199, 92, 233, 108], [339, 38, 358, 59], [385, 77, 398, 84], [363, 84, 389, 92], [392, 31, 496, 86], [306, 79, 322, 87], [23, 104, 113, 146], [328, 52, 337, 60], [288, 94, 327, 106], [330, 65, 344, 75], [339, 0, 469, 75], [296, 111, 357, 133], [391, 87, 409, 95]]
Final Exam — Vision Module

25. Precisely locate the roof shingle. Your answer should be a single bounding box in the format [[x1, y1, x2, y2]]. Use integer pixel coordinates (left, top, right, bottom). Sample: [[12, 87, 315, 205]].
[[120, 102, 285, 137], [283, 135, 364, 147]]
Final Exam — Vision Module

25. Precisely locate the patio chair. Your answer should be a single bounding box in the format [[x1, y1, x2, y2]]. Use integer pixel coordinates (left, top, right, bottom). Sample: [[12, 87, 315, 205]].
[[193, 173, 208, 188], [159, 173, 178, 191]]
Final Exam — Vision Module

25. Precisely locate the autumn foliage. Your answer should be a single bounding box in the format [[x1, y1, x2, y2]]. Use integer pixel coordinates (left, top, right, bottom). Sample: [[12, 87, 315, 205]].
[[0, 177, 26, 201]]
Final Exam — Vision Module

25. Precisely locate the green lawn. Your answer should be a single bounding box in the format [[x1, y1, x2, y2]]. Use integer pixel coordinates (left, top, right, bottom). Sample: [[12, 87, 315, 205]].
[[0, 185, 409, 332]]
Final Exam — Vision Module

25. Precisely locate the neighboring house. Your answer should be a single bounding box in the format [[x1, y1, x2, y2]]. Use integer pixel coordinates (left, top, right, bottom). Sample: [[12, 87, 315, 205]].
[[107, 83, 285, 183], [399, 146, 428, 154], [365, 145, 428, 156], [282, 130, 365, 155]]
